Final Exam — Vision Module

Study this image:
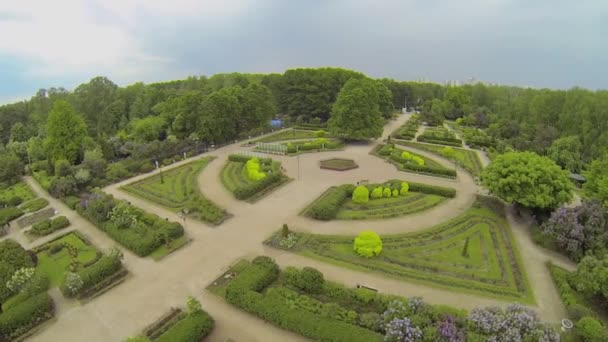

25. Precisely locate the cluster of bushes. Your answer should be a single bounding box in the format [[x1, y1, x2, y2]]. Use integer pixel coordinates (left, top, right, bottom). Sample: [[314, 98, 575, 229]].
[[227, 155, 286, 200], [461, 127, 495, 149], [245, 158, 266, 181], [391, 114, 420, 140], [548, 263, 607, 341], [60, 251, 123, 298], [77, 190, 184, 256], [0, 240, 53, 340], [416, 133, 462, 146], [30, 216, 70, 236], [19, 198, 49, 213], [225, 257, 383, 342], [376, 144, 457, 178], [154, 299, 214, 342], [0, 207, 24, 226], [286, 138, 343, 154], [307, 180, 455, 220], [221, 257, 560, 342]]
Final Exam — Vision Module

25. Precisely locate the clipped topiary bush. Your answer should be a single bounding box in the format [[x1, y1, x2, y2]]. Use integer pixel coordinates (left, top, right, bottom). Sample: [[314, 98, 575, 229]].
[[400, 182, 409, 195], [412, 156, 425, 166], [383, 187, 392, 198], [575, 317, 606, 342], [353, 231, 383, 258], [370, 187, 383, 199], [352, 186, 369, 204]]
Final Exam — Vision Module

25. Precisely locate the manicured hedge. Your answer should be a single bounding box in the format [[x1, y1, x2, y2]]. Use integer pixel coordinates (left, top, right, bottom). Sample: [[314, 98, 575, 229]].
[[19, 198, 49, 213], [228, 154, 271, 164], [61, 254, 123, 297], [307, 185, 355, 220], [77, 191, 184, 257], [0, 207, 24, 226], [375, 145, 457, 178], [225, 259, 383, 342], [30, 216, 70, 236], [0, 292, 54, 340], [416, 135, 463, 146], [155, 311, 214, 342], [0, 240, 34, 303]]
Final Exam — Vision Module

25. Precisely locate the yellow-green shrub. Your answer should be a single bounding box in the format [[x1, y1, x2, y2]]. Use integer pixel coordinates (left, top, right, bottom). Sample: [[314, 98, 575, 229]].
[[353, 231, 382, 257]]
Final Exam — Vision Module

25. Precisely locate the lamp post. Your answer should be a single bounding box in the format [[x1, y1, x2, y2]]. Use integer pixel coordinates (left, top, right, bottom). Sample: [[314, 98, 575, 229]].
[[155, 159, 164, 184]]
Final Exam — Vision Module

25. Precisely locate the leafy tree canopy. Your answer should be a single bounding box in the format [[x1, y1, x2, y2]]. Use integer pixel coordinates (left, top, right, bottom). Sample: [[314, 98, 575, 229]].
[[44, 100, 88, 164], [481, 151, 573, 209], [584, 153, 608, 206]]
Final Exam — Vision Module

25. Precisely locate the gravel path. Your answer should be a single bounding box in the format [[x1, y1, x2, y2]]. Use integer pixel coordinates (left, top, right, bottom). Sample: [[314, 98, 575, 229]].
[[21, 114, 575, 342]]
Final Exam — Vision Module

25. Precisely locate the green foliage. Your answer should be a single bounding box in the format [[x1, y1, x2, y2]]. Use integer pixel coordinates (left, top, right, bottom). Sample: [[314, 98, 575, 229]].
[[397, 141, 483, 177], [353, 231, 383, 257], [45, 100, 87, 164], [245, 158, 266, 181], [352, 185, 369, 204], [383, 187, 392, 198], [400, 182, 409, 195], [186, 296, 202, 315], [61, 254, 122, 297], [573, 255, 608, 301], [30, 216, 70, 236], [0, 152, 24, 185], [392, 189, 399, 197], [0, 292, 53, 340], [482, 151, 573, 209], [0, 207, 24, 226], [328, 78, 384, 140], [547, 136, 583, 172], [306, 184, 354, 220], [314, 129, 327, 138], [155, 311, 214, 342], [129, 116, 165, 142], [19, 198, 48, 213], [284, 267, 325, 294], [575, 317, 606, 342], [370, 186, 383, 199], [5, 268, 35, 292], [54, 159, 72, 177], [0, 240, 33, 302], [222, 156, 286, 201], [584, 154, 608, 206]]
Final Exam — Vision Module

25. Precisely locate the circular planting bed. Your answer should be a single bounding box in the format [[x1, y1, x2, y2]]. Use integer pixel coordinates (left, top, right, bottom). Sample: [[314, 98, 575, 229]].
[[319, 158, 358, 171]]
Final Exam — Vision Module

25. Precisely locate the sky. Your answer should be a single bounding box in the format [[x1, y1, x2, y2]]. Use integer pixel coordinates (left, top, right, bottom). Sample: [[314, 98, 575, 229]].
[[0, 0, 607, 104]]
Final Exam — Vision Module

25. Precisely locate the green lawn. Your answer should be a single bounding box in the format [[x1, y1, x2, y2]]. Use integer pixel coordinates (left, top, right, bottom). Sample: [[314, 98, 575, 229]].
[[121, 158, 227, 225], [291, 201, 534, 303], [396, 141, 484, 177], [336, 192, 446, 220], [221, 161, 258, 193], [252, 129, 318, 143], [0, 182, 35, 202], [36, 233, 98, 286], [149, 235, 190, 261]]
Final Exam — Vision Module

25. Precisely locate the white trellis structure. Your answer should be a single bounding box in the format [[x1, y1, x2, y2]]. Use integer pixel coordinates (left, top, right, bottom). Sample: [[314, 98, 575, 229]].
[[234, 150, 269, 159], [255, 142, 288, 155]]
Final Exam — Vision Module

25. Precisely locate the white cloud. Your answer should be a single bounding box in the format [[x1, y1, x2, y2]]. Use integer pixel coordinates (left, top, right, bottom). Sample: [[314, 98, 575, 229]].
[[0, 0, 252, 83]]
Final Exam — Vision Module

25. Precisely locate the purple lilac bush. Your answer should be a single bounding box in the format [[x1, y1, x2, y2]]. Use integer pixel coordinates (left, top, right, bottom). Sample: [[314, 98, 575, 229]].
[[385, 318, 423, 342]]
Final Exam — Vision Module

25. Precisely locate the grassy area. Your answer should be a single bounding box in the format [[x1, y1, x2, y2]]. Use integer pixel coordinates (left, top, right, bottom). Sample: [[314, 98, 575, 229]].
[[207, 259, 251, 297], [121, 157, 228, 225], [150, 235, 191, 261], [374, 143, 456, 179], [220, 157, 289, 202], [396, 141, 484, 177], [0, 181, 35, 202], [252, 129, 318, 143], [336, 192, 446, 220], [290, 199, 534, 303], [36, 233, 99, 286]]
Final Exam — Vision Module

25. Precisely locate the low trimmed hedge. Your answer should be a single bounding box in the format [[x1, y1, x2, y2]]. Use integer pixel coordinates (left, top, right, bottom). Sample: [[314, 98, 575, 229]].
[[228, 154, 271, 164], [375, 145, 456, 178], [30, 216, 70, 236], [233, 172, 283, 200], [0, 207, 24, 226], [61, 254, 123, 297], [225, 259, 383, 342], [416, 135, 463, 146], [0, 292, 54, 340], [19, 198, 49, 213], [155, 311, 214, 342]]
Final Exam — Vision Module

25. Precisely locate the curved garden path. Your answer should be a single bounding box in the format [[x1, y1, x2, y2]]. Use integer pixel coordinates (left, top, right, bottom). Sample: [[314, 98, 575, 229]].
[[26, 113, 575, 342]]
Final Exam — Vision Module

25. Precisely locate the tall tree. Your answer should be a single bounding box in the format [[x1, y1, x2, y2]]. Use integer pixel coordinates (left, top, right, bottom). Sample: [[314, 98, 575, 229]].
[[198, 88, 240, 144], [238, 84, 276, 132], [584, 154, 608, 206], [481, 151, 573, 209], [9, 122, 28, 142], [73, 76, 117, 137], [328, 78, 383, 140], [547, 136, 583, 172], [420, 99, 446, 126], [45, 100, 87, 164], [444, 86, 471, 119], [374, 81, 394, 119]]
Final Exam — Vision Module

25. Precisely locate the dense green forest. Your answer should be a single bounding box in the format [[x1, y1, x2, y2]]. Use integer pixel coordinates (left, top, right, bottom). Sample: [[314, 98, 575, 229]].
[[0, 67, 606, 203]]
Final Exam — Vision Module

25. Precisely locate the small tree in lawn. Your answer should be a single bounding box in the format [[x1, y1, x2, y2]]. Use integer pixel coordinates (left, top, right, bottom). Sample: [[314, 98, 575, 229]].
[[354, 231, 383, 257], [281, 224, 289, 238], [392, 189, 399, 197], [352, 185, 370, 204], [400, 182, 409, 195], [371, 187, 383, 199], [383, 187, 392, 198], [412, 156, 425, 166], [461, 237, 470, 258]]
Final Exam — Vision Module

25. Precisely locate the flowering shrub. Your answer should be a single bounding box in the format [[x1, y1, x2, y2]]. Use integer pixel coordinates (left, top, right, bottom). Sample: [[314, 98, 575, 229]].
[[6, 267, 35, 292], [382, 300, 410, 324], [437, 315, 465, 342], [469, 304, 559, 341], [279, 234, 298, 249], [110, 202, 137, 229], [385, 318, 423, 342], [187, 296, 202, 315], [63, 272, 83, 296]]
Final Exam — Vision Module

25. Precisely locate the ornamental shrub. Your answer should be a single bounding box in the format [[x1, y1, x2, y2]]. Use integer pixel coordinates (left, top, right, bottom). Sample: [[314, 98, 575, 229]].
[[400, 182, 409, 195], [371, 187, 383, 199], [575, 317, 606, 342], [0, 292, 53, 340], [352, 186, 369, 204], [245, 158, 266, 181], [392, 189, 399, 197], [186, 296, 202, 315], [314, 130, 326, 138], [412, 156, 425, 166], [63, 272, 83, 296], [383, 187, 392, 198], [6, 268, 35, 292], [353, 231, 383, 257], [298, 267, 324, 294], [401, 151, 412, 160], [155, 311, 214, 342]]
